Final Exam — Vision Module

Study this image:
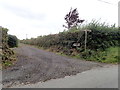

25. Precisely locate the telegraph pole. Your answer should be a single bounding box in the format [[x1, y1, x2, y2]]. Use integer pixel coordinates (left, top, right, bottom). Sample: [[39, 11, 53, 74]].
[[118, 1, 120, 29], [26, 34, 28, 39]]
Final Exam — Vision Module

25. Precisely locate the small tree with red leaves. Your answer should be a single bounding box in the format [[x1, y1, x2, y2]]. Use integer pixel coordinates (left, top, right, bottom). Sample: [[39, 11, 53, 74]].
[[63, 8, 84, 29]]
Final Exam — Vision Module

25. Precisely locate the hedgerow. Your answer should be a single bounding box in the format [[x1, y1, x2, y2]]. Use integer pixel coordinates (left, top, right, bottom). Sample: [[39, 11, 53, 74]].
[[22, 21, 119, 49], [0, 27, 16, 67], [21, 21, 119, 62]]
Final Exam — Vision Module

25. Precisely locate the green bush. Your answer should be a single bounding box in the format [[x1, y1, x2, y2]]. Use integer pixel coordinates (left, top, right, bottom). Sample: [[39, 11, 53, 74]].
[[8, 35, 18, 48]]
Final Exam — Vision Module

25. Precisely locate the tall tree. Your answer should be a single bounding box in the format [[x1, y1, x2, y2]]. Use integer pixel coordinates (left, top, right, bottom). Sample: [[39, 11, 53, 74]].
[[63, 8, 85, 29]]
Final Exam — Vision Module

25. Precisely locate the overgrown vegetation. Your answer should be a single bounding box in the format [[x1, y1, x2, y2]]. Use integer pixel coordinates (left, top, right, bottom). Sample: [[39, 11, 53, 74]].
[[73, 46, 119, 63], [21, 20, 119, 63], [0, 26, 16, 68]]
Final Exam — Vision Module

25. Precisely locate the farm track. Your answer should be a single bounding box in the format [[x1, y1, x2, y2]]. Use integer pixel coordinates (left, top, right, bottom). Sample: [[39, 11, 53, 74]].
[[2, 45, 105, 88]]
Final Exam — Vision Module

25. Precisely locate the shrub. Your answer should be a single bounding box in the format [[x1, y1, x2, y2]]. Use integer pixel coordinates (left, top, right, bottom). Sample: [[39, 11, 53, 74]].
[[8, 35, 18, 48]]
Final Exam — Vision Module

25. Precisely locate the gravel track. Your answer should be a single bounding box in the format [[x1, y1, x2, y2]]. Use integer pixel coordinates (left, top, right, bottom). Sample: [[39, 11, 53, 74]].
[[2, 45, 104, 88]]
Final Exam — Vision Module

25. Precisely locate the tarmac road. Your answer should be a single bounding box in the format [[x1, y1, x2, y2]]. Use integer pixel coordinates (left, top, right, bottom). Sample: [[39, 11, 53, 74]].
[[12, 65, 118, 88]]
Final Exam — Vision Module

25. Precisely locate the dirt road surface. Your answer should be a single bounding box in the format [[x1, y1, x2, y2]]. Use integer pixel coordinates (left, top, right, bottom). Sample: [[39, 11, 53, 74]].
[[2, 45, 104, 88]]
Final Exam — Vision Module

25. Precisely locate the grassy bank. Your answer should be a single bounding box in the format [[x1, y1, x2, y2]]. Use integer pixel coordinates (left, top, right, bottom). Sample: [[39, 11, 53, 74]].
[[87, 46, 118, 63], [71, 46, 119, 63]]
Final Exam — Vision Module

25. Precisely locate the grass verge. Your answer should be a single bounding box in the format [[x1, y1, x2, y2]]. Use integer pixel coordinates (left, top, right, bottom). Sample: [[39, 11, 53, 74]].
[[72, 46, 119, 64]]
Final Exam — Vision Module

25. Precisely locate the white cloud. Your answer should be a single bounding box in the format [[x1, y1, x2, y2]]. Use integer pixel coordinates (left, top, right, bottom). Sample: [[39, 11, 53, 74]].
[[0, 0, 119, 39]]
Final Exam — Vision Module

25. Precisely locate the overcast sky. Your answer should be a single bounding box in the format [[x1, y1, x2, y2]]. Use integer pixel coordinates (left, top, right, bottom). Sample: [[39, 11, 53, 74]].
[[0, 0, 119, 39]]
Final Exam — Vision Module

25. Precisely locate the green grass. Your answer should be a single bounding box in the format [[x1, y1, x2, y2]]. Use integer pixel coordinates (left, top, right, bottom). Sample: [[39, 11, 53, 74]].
[[87, 46, 119, 63], [2, 61, 13, 67]]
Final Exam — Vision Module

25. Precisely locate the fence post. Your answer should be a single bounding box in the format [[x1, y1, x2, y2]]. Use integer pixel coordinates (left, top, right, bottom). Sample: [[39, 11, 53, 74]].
[[82, 29, 91, 52]]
